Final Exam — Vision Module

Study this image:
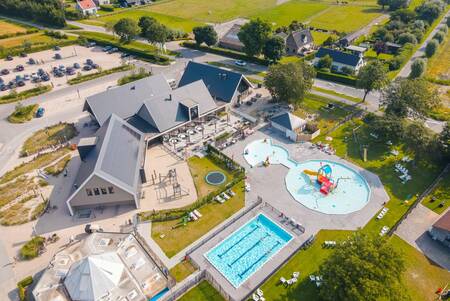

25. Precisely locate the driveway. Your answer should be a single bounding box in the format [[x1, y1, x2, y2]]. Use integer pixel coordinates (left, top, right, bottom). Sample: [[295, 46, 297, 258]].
[[396, 204, 450, 270]]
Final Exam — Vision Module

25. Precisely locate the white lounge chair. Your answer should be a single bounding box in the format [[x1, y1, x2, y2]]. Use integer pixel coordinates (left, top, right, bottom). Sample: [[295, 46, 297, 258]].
[[215, 195, 225, 204], [227, 189, 236, 196], [309, 275, 316, 282], [221, 192, 230, 200], [193, 209, 202, 218], [293, 272, 300, 278], [257, 289, 263, 297], [280, 277, 287, 285], [189, 212, 198, 221], [252, 293, 260, 301]]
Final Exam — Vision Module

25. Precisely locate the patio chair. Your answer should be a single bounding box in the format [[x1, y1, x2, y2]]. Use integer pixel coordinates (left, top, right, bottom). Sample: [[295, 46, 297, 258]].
[[189, 212, 198, 221], [309, 275, 316, 282], [280, 277, 287, 285], [221, 192, 231, 200], [252, 293, 260, 301], [227, 189, 236, 196], [193, 210, 202, 218], [293, 272, 300, 278], [215, 195, 225, 204], [257, 288, 264, 296]]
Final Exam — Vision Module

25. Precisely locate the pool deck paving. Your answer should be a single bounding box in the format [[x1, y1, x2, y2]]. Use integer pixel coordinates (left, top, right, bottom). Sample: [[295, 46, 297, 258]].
[[187, 127, 389, 300]]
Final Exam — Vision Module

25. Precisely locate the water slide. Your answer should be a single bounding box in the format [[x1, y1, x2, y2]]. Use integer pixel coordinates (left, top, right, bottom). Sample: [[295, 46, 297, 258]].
[[319, 177, 332, 195], [303, 169, 318, 176]]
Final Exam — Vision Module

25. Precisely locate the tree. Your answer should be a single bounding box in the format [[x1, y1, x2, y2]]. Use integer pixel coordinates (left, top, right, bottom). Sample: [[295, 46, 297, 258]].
[[397, 32, 417, 45], [415, 0, 445, 23], [438, 122, 450, 162], [425, 39, 438, 57], [377, 0, 390, 10], [433, 31, 445, 43], [370, 115, 405, 141], [143, 21, 169, 50], [391, 9, 417, 23], [263, 36, 285, 62], [317, 54, 332, 69], [447, 17, 450, 27], [356, 60, 389, 102], [113, 18, 139, 43], [404, 121, 436, 160], [409, 58, 426, 78], [138, 16, 157, 36], [381, 78, 440, 119], [373, 40, 387, 55], [238, 18, 272, 57], [318, 232, 408, 301], [264, 61, 315, 107], [389, 0, 409, 10], [193, 25, 218, 46]]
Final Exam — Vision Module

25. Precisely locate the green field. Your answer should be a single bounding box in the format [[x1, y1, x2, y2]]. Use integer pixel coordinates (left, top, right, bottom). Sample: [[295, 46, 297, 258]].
[[0, 19, 28, 36], [422, 172, 450, 214], [426, 32, 450, 81], [309, 5, 382, 32], [178, 280, 224, 301]]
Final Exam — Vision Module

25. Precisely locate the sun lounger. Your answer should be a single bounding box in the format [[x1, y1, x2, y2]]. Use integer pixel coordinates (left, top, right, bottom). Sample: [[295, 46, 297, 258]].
[[227, 189, 236, 196], [215, 195, 225, 204], [293, 272, 300, 278], [257, 288, 264, 297], [259, 297, 266, 301], [189, 212, 198, 221], [379, 226, 389, 236], [280, 277, 287, 285], [309, 275, 316, 282], [391, 150, 399, 156], [221, 192, 230, 200], [252, 293, 260, 301], [193, 210, 202, 218]]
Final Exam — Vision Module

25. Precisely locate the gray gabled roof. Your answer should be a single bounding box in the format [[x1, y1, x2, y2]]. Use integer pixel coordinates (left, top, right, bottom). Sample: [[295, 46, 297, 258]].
[[136, 80, 218, 133], [316, 47, 362, 67], [84, 74, 171, 126], [286, 29, 313, 50], [219, 24, 244, 49], [178, 61, 252, 103], [70, 114, 144, 201], [271, 112, 306, 131]]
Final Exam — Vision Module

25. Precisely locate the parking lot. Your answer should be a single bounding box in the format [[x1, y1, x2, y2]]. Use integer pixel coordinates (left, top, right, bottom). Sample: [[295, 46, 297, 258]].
[[0, 45, 125, 95]]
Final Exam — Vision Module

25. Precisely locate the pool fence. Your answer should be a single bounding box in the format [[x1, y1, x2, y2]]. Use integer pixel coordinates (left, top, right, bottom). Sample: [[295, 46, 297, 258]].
[[159, 270, 206, 301], [261, 201, 306, 235]]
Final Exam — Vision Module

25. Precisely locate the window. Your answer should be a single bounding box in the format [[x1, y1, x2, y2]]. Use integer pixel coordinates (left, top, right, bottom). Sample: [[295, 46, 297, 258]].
[[101, 188, 107, 195], [93, 188, 100, 195], [108, 186, 115, 194], [86, 188, 93, 196]]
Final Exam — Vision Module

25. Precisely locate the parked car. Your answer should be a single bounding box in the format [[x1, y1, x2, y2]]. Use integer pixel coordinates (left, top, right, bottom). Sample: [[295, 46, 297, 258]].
[[235, 60, 247, 66], [83, 65, 92, 71], [0, 84, 8, 91], [73, 62, 81, 69], [16, 80, 25, 87], [1, 69, 10, 75], [85, 224, 103, 233], [87, 42, 96, 48], [66, 67, 75, 75], [108, 47, 118, 54], [28, 58, 36, 65], [54, 46, 61, 51], [102, 46, 112, 52], [20, 52, 27, 57], [59, 65, 66, 72], [36, 107, 45, 118], [54, 53, 62, 59], [86, 59, 94, 65], [37, 68, 45, 76], [92, 63, 99, 69], [15, 65, 24, 72], [41, 75, 50, 81], [121, 53, 130, 58], [5, 55, 13, 61], [245, 101, 253, 106], [54, 71, 64, 77], [23, 74, 30, 81], [15, 75, 22, 82]]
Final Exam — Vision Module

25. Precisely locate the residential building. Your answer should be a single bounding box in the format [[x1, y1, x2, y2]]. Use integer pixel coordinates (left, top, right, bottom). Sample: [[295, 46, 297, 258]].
[[33, 232, 171, 301], [270, 112, 307, 142], [313, 47, 365, 73], [284, 29, 314, 55], [345, 45, 367, 56], [429, 211, 450, 248], [339, 31, 361, 47], [75, 0, 97, 15], [178, 61, 253, 104], [219, 24, 244, 51], [94, 0, 110, 5]]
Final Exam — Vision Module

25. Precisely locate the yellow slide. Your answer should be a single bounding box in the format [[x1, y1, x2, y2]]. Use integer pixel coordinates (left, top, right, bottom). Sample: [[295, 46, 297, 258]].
[[303, 169, 318, 176]]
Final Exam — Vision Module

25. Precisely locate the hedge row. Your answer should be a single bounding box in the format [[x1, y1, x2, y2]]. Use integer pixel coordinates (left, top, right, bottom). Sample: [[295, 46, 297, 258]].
[[78, 32, 171, 65], [68, 64, 133, 85], [316, 70, 357, 86], [0, 28, 39, 40], [0, 85, 52, 104], [181, 41, 270, 66], [0, 38, 79, 59], [17, 276, 33, 301]]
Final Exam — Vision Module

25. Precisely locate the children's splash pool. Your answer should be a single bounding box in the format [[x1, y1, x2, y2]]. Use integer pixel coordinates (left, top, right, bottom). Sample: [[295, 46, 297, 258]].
[[243, 139, 371, 215]]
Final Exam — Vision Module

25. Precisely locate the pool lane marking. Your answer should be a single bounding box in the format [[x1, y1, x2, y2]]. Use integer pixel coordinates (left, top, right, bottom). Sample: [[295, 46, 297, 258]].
[[227, 232, 270, 267], [238, 240, 282, 278], [218, 225, 260, 258]]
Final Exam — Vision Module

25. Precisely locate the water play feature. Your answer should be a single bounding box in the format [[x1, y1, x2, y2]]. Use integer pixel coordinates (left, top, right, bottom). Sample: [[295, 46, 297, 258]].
[[243, 139, 371, 214]]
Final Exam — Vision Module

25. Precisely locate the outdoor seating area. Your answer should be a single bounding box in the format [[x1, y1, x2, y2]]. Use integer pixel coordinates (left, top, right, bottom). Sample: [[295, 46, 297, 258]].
[[376, 207, 389, 220], [323, 240, 337, 248], [214, 189, 235, 204], [395, 163, 412, 184], [310, 141, 336, 155], [280, 271, 300, 287], [309, 275, 323, 287], [380, 225, 390, 236]]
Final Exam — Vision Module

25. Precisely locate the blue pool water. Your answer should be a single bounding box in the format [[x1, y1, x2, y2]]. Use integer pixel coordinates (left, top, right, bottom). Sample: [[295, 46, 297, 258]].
[[244, 139, 371, 215], [205, 214, 292, 288]]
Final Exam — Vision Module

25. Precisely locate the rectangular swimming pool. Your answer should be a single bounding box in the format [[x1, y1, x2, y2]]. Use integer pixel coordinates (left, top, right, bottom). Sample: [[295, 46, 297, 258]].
[[205, 214, 292, 288]]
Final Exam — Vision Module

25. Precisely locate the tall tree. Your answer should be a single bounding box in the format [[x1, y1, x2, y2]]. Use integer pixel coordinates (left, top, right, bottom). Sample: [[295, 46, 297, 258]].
[[389, 0, 409, 10], [356, 60, 389, 102], [238, 18, 272, 57], [143, 22, 169, 51], [404, 121, 436, 161], [193, 25, 218, 46], [415, 0, 445, 23], [377, 0, 390, 10], [438, 122, 450, 162], [138, 16, 157, 36], [319, 232, 408, 301], [263, 36, 285, 62], [381, 78, 440, 119], [264, 61, 315, 107], [113, 18, 139, 43], [409, 58, 426, 78]]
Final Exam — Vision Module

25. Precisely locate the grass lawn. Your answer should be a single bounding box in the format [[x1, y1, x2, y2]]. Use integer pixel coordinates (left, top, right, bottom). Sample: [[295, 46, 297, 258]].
[[0, 20, 28, 36], [21, 122, 78, 156], [309, 5, 382, 32], [7, 104, 38, 123], [82, 9, 203, 32], [279, 55, 302, 64], [325, 119, 443, 234], [169, 260, 197, 282], [0, 32, 76, 49], [311, 31, 335, 46], [253, 0, 328, 26], [426, 32, 450, 82], [178, 280, 224, 301], [151, 181, 245, 257], [44, 155, 71, 176], [187, 156, 235, 198], [293, 94, 357, 134], [422, 172, 450, 214], [364, 48, 394, 61]]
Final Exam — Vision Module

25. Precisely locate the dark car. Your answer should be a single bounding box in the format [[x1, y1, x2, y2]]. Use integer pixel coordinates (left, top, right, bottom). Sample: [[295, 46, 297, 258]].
[[5, 55, 13, 61], [36, 107, 45, 118], [15, 65, 24, 72], [1, 69, 9, 75], [16, 81, 25, 87], [8, 81, 16, 88], [73, 63, 81, 69], [20, 52, 27, 57], [107, 47, 118, 54], [0, 84, 8, 91], [41, 75, 50, 81], [245, 101, 253, 106], [66, 67, 75, 75], [32, 77, 42, 83], [92, 63, 99, 69], [86, 59, 94, 65], [28, 58, 36, 65], [54, 46, 61, 51], [37, 68, 45, 76], [54, 53, 62, 60], [83, 65, 92, 71], [54, 71, 64, 77], [0, 77, 3, 85], [121, 53, 130, 58], [87, 42, 96, 48], [102, 46, 112, 52]]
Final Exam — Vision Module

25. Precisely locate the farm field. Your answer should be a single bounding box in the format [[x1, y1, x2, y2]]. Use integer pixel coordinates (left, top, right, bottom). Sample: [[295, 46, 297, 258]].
[[309, 5, 382, 32], [426, 33, 450, 81], [0, 19, 28, 36], [0, 33, 52, 48]]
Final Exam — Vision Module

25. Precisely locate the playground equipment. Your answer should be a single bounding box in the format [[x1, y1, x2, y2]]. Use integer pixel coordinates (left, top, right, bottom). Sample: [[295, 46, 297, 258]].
[[303, 164, 336, 195], [263, 156, 270, 167]]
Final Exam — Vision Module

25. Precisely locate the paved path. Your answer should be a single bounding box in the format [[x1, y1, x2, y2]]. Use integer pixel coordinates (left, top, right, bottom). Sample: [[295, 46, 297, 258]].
[[396, 9, 450, 78]]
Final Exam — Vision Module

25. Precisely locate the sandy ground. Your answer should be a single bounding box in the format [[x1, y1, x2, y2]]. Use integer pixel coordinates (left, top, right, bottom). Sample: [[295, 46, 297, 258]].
[[141, 145, 198, 211], [0, 45, 124, 96]]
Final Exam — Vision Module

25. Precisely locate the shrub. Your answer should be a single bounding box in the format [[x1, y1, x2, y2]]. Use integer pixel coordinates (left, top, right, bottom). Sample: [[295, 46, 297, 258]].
[[397, 32, 417, 45], [17, 276, 33, 301], [316, 70, 357, 86], [20, 236, 45, 260], [409, 58, 426, 78], [0, 85, 52, 104], [68, 65, 133, 85], [340, 66, 354, 75], [100, 4, 114, 11], [7, 103, 38, 123], [425, 39, 438, 57], [439, 24, 448, 34], [317, 54, 332, 69], [433, 31, 445, 43]]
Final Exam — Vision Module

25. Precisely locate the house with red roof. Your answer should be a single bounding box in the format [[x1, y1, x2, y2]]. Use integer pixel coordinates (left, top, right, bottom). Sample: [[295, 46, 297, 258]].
[[76, 0, 98, 15], [429, 210, 450, 249]]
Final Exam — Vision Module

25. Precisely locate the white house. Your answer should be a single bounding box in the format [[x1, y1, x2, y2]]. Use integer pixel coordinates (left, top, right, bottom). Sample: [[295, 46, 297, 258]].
[[270, 112, 307, 142], [313, 47, 365, 73], [76, 0, 98, 15]]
